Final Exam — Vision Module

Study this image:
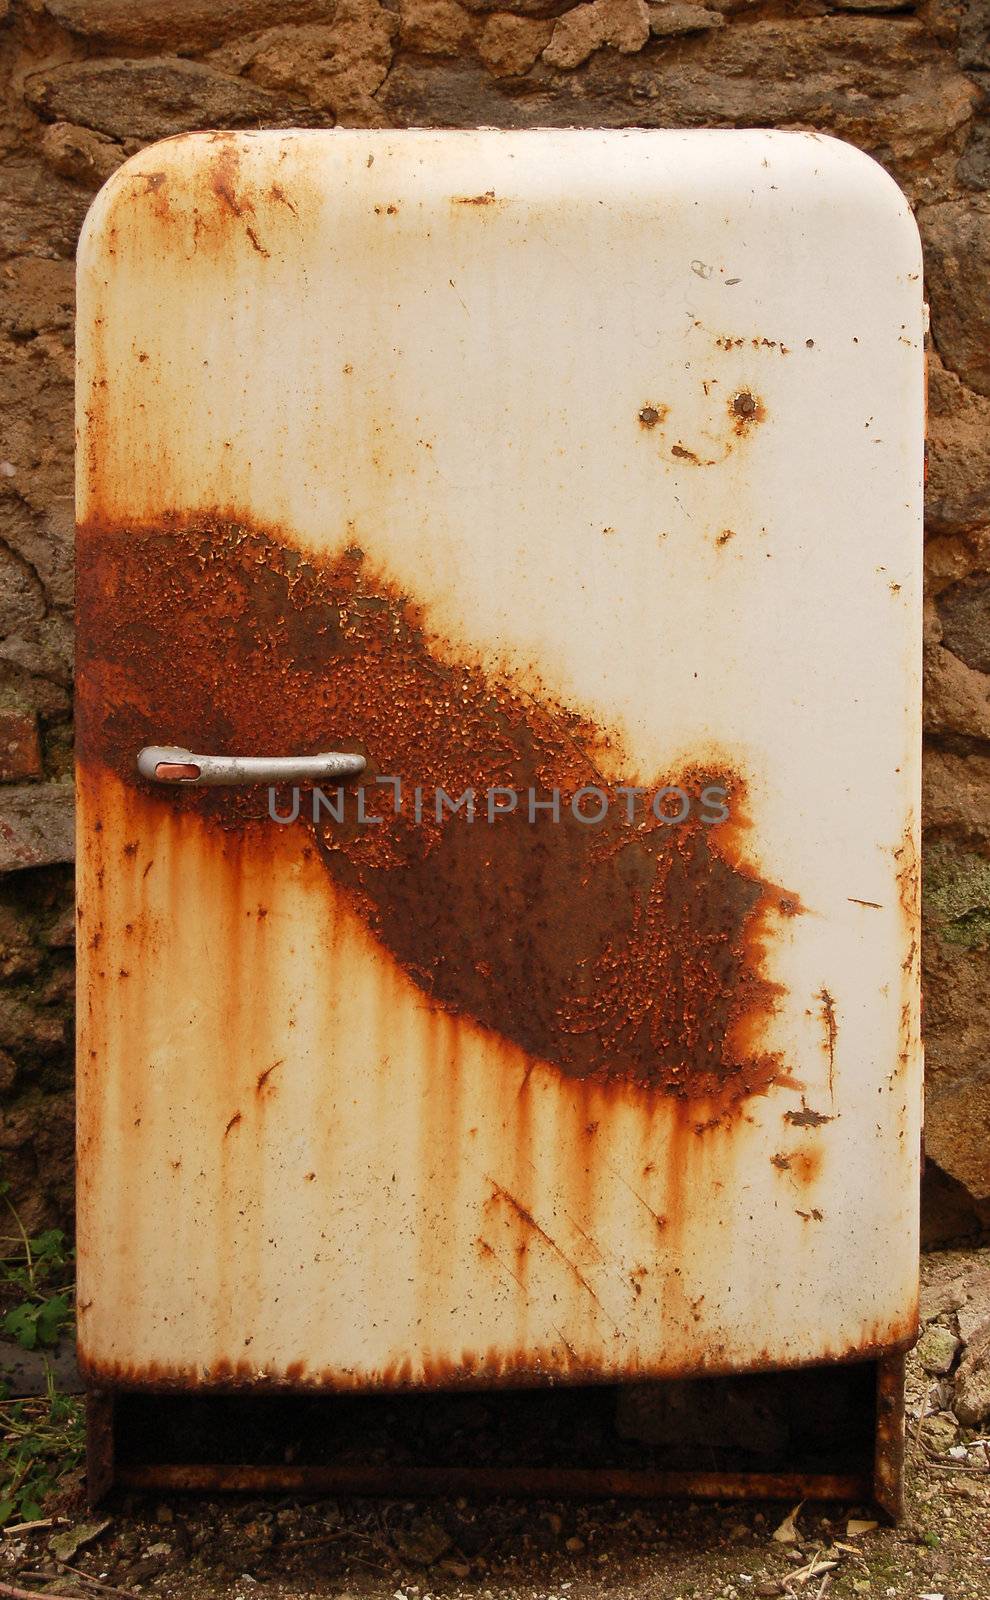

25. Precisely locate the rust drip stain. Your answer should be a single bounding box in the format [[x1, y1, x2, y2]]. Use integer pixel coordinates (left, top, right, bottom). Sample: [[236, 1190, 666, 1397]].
[[210, 145, 248, 218], [771, 1146, 823, 1186], [893, 820, 920, 1074], [78, 1306, 919, 1393], [207, 143, 271, 258], [452, 191, 500, 206], [76, 513, 795, 1107], [790, 1147, 824, 1187], [77, 1311, 918, 1393], [256, 1060, 283, 1095], [268, 183, 298, 215], [818, 988, 837, 1100]]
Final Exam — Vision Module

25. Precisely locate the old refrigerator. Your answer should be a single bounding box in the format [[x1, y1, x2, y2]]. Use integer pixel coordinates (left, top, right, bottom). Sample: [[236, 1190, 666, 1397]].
[[75, 129, 924, 1505]]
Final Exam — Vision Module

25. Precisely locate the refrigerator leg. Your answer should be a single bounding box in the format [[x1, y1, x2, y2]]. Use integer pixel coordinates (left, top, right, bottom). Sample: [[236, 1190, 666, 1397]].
[[873, 1351, 906, 1522], [85, 1389, 115, 1506]]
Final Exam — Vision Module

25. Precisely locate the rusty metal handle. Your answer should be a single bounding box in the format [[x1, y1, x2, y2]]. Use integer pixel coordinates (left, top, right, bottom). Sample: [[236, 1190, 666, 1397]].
[[137, 746, 366, 786]]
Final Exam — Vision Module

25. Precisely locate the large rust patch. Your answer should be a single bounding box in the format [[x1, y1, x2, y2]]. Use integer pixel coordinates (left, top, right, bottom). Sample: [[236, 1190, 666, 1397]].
[[76, 516, 791, 1102]]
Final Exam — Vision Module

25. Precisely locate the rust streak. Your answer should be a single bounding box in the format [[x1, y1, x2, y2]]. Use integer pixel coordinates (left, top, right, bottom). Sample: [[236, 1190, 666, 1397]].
[[477, 1237, 528, 1294], [211, 146, 248, 218], [819, 987, 837, 1101], [486, 1182, 617, 1326], [244, 225, 270, 259], [268, 183, 298, 215], [602, 1161, 668, 1230], [256, 1060, 283, 1094]]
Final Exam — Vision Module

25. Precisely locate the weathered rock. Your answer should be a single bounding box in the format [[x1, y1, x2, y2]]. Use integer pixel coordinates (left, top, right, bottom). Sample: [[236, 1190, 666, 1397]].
[[923, 642, 990, 741], [0, 257, 74, 342], [0, 285, 78, 519], [0, 614, 73, 688], [543, 0, 650, 69], [957, 120, 990, 189], [235, 9, 399, 119], [48, 1521, 112, 1565], [647, 2, 722, 33], [958, 0, 990, 68], [458, 0, 586, 17], [39, 121, 128, 188], [925, 1073, 990, 1216], [0, 158, 92, 260], [43, 0, 338, 51], [923, 747, 990, 847], [922, 198, 990, 398], [926, 531, 987, 595], [0, 544, 46, 638], [0, 782, 74, 872], [924, 836, 990, 953], [922, 825, 990, 1209], [23, 56, 320, 141], [391, 1517, 454, 1565], [0, 989, 66, 1057], [381, 20, 976, 203], [916, 1322, 961, 1374], [937, 581, 990, 675], [0, 1092, 74, 1233], [919, 1259, 966, 1322], [0, 705, 42, 783], [0, 503, 74, 618], [478, 13, 552, 73], [957, 1265, 990, 1342], [45, 903, 76, 949], [924, 915, 990, 1080], [925, 353, 990, 535], [0, 1051, 16, 1095], [919, 1409, 960, 1452], [0, 904, 45, 982], [954, 1322, 990, 1424], [400, 0, 477, 54]]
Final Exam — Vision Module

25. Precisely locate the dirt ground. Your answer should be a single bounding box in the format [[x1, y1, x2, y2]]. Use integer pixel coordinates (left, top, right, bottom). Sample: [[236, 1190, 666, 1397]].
[[1, 1253, 988, 1600], [2, 1441, 986, 1600]]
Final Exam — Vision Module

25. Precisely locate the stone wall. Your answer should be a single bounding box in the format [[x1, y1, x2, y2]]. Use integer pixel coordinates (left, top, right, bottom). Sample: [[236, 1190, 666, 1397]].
[[0, 0, 987, 1238]]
